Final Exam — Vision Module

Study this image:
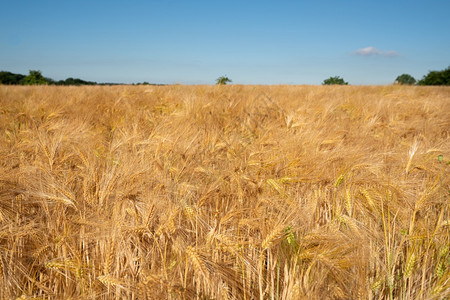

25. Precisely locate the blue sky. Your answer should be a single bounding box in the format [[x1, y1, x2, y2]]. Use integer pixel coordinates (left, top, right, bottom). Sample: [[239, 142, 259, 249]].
[[1, 0, 449, 84]]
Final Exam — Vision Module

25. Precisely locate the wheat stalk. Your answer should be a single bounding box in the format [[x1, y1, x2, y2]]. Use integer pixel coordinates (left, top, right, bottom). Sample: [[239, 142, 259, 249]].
[[405, 139, 419, 175], [334, 174, 345, 188], [361, 188, 376, 211], [262, 225, 287, 250], [345, 188, 352, 215], [404, 253, 416, 278], [98, 274, 126, 289], [103, 242, 115, 275]]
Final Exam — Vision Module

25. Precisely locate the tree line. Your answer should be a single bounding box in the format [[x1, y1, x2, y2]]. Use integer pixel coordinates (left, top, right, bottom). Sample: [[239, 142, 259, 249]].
[[2, 68, 449, 86], [322, 66, 449, 86], [0, 70, 98, 86], [395, 66, 450, 85], [0, 70, 164, 86]]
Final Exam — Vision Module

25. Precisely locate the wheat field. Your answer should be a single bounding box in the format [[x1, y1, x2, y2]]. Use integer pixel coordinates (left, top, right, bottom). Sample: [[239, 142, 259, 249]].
[[0, 85, 449, 299]]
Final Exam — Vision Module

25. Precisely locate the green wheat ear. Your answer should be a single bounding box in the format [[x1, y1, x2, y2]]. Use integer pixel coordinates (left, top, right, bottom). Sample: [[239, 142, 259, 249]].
[[437, 155, 443, 163], [284, 226, 298, 252], [285, 227, 295, 245]]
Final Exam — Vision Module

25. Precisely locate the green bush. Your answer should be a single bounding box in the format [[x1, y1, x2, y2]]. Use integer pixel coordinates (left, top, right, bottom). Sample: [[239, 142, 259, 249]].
[[395, 74, 416, 85], [322, 76, 348, 85], [216, 76, 232, 85], [22, 70, 49, 85], [417, 66, 450, 85], [0, 71, 26, 85]]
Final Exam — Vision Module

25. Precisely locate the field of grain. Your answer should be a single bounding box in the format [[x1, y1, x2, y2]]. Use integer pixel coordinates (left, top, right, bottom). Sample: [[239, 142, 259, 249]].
[[0, 85, 449, 299]]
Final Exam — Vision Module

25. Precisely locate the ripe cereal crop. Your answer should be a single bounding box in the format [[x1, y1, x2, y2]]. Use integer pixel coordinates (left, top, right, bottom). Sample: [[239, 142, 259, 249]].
[[0, 84, 449, 299]]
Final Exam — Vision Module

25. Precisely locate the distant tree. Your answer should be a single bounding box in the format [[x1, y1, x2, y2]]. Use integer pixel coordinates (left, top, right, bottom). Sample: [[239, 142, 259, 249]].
[[65, 77, 77, 85], [395, 74, 416, 85], [322, 76, 348, 85], [0, 71, 26, 85], [216, 76, 232, 85], [22, 70, 49, 85], [2, 70, 101, 85], [45, 77, 56, 85], [417, 66, 450, 85], [53, 77, 97, 86]]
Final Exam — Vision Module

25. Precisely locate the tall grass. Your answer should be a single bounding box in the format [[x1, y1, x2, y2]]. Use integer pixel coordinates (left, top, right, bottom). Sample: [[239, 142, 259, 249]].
[[0, 84, 449, 299]]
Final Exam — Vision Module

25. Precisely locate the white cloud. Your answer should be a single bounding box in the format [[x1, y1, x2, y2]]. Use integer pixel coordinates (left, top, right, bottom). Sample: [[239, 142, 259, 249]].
[[354, 46, 399, 57], [382, 50, 400, 57]]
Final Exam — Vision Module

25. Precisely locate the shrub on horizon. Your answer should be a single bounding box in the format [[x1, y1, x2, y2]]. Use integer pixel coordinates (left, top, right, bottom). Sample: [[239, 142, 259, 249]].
[[322, 76, 348, 85], [394, 74, 416, 85]]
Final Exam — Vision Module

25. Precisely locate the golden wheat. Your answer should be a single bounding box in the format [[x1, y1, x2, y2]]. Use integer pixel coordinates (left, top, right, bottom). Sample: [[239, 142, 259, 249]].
[[0, 84, 448, 299]]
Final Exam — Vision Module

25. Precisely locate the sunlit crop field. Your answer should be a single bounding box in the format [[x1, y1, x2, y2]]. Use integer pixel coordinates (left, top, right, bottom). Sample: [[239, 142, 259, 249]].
[[0, 85, 449, 299]]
